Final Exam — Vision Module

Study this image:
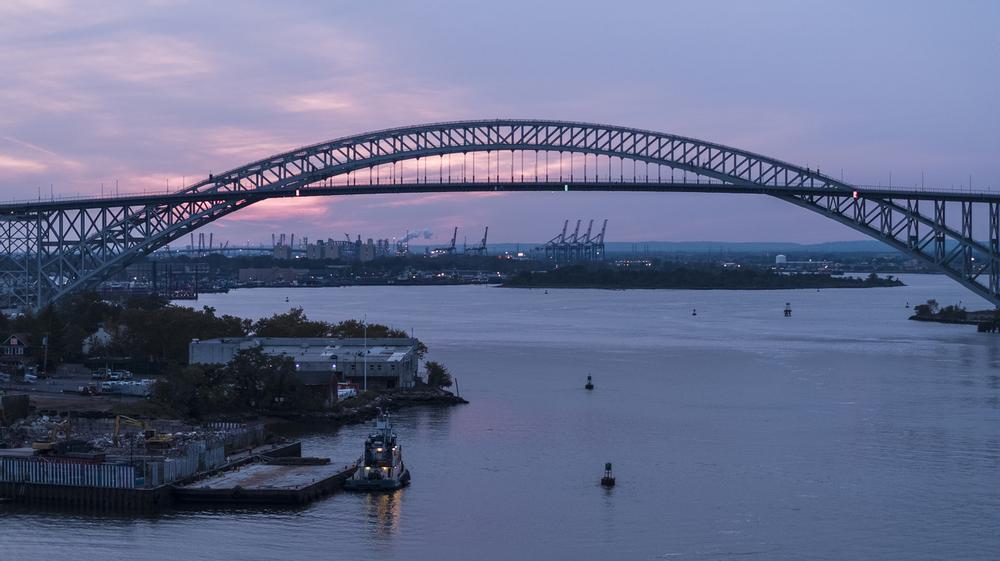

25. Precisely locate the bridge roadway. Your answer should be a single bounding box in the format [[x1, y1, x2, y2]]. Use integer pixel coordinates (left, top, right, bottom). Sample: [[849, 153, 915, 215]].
[[1, 181, 996, 214]]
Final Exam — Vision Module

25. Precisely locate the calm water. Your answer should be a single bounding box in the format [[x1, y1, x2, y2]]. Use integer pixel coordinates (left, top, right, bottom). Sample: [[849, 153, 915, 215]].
[[4, 275, 1000, 560]]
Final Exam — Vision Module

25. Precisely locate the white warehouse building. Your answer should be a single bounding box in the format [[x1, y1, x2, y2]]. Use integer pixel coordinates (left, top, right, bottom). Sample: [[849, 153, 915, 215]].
[[189, 337, 420, 390]]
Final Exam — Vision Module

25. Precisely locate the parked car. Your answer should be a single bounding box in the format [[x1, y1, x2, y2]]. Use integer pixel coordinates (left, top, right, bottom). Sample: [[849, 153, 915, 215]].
[[108, 370, 134, 381]]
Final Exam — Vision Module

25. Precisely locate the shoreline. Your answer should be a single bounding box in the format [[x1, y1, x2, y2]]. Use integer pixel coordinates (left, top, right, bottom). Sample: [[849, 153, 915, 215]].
[[25, 386, 468, 427], [282, 387, 468, 427], [500, 283, 904, 291]]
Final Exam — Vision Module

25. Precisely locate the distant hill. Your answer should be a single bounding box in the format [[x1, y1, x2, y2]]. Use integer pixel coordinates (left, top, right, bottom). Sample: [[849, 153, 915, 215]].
[[603, 240, 897, 254]]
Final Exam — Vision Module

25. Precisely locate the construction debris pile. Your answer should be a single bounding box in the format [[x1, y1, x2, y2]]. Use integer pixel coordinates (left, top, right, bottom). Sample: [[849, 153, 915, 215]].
[[1, 414, 265, 460]]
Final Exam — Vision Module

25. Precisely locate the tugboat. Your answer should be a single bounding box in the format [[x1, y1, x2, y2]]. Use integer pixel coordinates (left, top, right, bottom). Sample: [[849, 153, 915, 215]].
[[344, 409, 410, 491]]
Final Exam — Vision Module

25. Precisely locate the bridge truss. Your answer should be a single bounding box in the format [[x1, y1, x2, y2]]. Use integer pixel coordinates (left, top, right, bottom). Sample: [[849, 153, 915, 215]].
[[2, 119, 998, 309]]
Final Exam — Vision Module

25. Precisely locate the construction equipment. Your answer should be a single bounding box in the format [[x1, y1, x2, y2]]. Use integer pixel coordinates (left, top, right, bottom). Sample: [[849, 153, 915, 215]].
[[113, 415, 174, 448], [31, 419, 72, 452]]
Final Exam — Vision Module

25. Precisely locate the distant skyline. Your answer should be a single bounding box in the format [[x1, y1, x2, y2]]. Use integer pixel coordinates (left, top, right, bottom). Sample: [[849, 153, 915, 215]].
[[1, 0, 997, 244]]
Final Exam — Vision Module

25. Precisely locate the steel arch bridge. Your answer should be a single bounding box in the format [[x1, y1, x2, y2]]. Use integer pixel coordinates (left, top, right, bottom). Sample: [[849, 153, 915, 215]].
[[2, 118, 999, 310]]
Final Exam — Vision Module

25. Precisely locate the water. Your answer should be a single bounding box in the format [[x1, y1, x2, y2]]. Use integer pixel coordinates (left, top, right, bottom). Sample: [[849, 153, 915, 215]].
[[4, 275, 999, 560]]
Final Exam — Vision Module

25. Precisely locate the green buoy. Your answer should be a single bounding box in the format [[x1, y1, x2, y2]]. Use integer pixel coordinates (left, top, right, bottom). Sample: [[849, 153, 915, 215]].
[[601, 462, 615, 487]]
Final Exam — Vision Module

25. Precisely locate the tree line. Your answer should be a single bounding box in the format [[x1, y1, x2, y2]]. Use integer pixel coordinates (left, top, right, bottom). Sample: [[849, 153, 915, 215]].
[[504, 264, 905, 290], [2, 294, 426, 374]]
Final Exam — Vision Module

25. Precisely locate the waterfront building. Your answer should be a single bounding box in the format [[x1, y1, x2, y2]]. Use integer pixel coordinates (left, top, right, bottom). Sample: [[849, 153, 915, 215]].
[[189, 337, 420, 390]]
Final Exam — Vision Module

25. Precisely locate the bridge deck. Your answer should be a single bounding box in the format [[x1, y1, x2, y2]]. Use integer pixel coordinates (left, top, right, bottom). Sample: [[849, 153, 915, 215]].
[[2, 181, 996, 214]]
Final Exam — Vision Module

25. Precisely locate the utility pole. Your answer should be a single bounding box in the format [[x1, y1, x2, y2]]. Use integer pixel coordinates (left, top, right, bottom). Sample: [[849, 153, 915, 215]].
[[363, 313, 368, 392], [42, 333, 49, 374]]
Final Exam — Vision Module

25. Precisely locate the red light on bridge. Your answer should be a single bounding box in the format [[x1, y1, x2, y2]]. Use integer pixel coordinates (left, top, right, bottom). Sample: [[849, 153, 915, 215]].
[[852, 190, 859, 200]]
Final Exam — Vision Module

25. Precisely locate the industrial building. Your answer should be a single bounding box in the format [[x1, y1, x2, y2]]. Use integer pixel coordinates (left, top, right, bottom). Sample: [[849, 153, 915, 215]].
[[189, 337, 420, 390]]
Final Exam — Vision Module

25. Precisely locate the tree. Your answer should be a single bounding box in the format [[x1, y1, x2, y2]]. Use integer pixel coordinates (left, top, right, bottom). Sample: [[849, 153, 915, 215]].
[[154, 348, 323, 418], [914, 299, 940, 318], [425, 361, 452, 388], [253, 307, 331, 337], [120, 304, 247, 368], [252, 309, 428, 358]]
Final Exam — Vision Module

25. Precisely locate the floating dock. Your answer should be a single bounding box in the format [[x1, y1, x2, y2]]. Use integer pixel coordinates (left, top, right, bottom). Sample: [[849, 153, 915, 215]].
[[174, 459, 356, 505]]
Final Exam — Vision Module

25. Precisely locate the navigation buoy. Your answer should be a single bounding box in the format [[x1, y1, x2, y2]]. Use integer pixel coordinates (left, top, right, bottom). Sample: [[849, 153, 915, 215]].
[[692, 308, 697, 316], [601, 462, 615, 487], [585, 375, 594, 390], [784, 302, 792, 317], [285, 296, 290, 303]]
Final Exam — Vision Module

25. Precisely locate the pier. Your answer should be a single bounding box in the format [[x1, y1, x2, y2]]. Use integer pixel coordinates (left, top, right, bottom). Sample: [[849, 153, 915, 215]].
[[174, 459, 356, 505], [0, 435, 356, 511]]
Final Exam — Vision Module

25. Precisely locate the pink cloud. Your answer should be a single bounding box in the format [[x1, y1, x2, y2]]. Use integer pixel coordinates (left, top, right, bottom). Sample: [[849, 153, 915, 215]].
[[278, 93, 354, 114], [363, 191, 508, 209], [0, 154, 47, 174], [224, 197, 332, 223]]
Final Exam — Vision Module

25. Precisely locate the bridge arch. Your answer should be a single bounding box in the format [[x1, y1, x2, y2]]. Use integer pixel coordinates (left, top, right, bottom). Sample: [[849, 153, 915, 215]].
[[1, 119, 997, 309]]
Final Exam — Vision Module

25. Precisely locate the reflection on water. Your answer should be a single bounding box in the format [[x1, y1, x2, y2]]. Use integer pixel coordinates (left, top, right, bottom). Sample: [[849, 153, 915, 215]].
[[364, 491, 403, 538]]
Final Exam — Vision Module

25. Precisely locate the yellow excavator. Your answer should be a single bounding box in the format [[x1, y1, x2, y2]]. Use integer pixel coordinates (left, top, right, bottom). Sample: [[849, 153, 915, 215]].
[[31, 419, 73, 453], [113, 415, 174, 448]]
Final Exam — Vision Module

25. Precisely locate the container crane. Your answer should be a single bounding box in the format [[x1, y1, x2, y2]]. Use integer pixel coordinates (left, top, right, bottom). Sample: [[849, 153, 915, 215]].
[[431, 227, 458, 256], [466, 227, 489, 255]]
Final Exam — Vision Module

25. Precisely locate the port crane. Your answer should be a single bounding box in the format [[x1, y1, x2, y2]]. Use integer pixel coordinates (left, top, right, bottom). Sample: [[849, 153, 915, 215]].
[[431, 227, 458, 255], [466, 226, 489, 255], [544, 218, 607, 262]]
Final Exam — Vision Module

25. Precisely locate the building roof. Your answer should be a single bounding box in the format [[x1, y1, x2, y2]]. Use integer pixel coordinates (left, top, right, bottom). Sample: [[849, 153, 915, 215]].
[[2, 333, 30, 346], [191, 337, 419, 364]]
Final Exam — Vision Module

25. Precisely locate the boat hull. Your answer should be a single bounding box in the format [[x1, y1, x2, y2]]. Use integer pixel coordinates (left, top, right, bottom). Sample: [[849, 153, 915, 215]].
[[343, 469, 410, 491]]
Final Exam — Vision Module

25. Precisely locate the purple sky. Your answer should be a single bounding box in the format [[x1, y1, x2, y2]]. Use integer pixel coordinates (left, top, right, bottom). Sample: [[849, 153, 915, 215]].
[[1, 1, 998, 245]]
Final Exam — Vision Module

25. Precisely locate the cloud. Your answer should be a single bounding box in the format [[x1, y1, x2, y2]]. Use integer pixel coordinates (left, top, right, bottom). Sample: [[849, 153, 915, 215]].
[[278, 93, 354, 114], [224, 197, 332, 223], [364, 192, 507, 209], [0, 136, 83, 174], [81, 34, 214, 85], [0, 154, 47, 174]]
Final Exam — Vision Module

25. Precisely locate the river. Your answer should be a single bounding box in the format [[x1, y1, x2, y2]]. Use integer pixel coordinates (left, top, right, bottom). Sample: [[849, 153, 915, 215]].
[[3, 274, 999, 560]]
